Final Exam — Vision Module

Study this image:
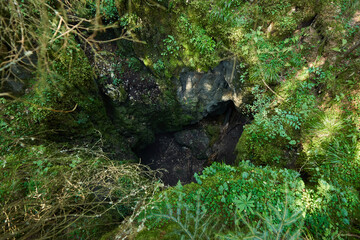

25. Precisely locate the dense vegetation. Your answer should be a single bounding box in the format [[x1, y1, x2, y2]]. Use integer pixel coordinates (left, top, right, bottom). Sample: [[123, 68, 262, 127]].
[[1, 0, 359, 239]]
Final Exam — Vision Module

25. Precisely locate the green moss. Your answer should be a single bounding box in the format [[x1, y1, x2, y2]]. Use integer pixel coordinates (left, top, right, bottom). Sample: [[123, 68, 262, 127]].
[[0, 40, 126, 155], [136, 223, 181, 240], [205, 124, 221, 146], [236, 128, 280, 165], [111, 91, 192, 150]]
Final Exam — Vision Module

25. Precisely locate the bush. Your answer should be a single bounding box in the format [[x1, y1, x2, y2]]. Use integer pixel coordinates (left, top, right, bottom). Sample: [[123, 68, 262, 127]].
[[305, 180, 360, 239], [137, 161, 307, 238]]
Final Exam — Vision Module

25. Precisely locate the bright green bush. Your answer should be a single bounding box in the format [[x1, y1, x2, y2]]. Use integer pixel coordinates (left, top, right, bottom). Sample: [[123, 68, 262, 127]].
[[236, 85, 303, 166], [219, 195, 305, 240], [137, 161, 307, 238], [300, 107, 360, 190], [137, 161, 360, 239], [305, 179, 360, 239]]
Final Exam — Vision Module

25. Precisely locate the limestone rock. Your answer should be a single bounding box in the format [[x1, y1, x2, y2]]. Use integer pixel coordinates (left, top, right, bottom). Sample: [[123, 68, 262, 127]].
[[176, 60, 244, 122]]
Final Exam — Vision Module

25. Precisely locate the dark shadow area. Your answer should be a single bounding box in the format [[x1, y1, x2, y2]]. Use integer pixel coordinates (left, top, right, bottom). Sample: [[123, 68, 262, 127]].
[[209, 102, 249, 165], [138, 101, 249, 185]]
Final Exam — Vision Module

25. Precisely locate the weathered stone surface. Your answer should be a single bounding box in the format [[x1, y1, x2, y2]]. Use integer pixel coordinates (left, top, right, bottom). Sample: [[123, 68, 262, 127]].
[[3, 79, 25, 95], [89, 42, 161, 104], [174, 129, 211, 160], [176, 60, 244, 122], [2, 53, 37, 95], [139, 133, 208, 185], [139, 107, 248, 186]]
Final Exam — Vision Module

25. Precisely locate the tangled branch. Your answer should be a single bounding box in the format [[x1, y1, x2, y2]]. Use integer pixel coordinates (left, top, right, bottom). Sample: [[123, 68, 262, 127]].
[[0, 146, 162, 239]]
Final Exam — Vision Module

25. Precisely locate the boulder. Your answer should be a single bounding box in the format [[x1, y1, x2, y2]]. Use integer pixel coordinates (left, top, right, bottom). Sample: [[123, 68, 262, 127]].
[[174, 129, 211, 160], [140, 128, 211, 185], [176, 60, 244, 122]]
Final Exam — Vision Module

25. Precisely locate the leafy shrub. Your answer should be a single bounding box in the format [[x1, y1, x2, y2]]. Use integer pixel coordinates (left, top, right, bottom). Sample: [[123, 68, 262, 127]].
[[176, 14, 219, 69], [87, 0, 122, 23], [138, 161, 307, 238], [138, 187, 218, 240], [138, 161, 360, 239], [219, 193, 304, 240], [300, 107, 360, 191], [161, 35, 181, 58], [236, 85, 302, 166], [304, 179, 360, 239]]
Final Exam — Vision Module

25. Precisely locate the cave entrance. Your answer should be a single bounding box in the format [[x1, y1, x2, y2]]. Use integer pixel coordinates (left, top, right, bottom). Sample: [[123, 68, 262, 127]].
[[138, 101, 249, 185]]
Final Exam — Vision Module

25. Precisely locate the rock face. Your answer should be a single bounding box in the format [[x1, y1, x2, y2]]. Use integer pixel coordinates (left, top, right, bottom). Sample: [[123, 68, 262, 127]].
[[90, 43, 161, 104], [177, 60, 244, 122], [1, 52, 37, 95], [174, 129, 211, 160], [139, 128, 211, 185], [138, 108, 248, 186]]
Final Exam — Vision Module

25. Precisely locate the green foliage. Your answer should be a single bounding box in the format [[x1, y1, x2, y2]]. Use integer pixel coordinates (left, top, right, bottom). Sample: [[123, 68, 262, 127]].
[[31, 43, 118, 143], [300, 108, 360, 191], [0, 97, 44, 155], [138, 161, 360, 239], [138, 162, 307, 238], [141, 186, 218, 240], [153, 59, 165, 75], [237, 28, 306, 85], [236, 85, 302, 166], [207, 0, 244, 27], [87, 0, 122, 23], [234, 193, 255, 215], [127, 56, 142, 72], [220, 194, 304, 240], [176, 14, 219, 69], [161, 35, 181, 58], [3, 1, 360, 239], [305, 179, 360, 239]]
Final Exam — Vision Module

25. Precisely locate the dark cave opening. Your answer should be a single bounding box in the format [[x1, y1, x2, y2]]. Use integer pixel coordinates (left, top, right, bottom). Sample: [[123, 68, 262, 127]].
[[137, 101, 249, 185]]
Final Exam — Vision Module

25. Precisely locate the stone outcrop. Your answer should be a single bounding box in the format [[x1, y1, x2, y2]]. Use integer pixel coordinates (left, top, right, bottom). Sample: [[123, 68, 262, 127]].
[[176, 60, 244, 122], [139, 128, 211, 185], [174, 129, 211, 160]]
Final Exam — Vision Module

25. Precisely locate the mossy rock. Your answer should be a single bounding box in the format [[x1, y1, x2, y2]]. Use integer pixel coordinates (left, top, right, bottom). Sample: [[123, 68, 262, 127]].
[[235, 127, 289, 167], [136, 223, 182, 240], [0, 40, 126, 154], [204, 124, 221, 146]]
